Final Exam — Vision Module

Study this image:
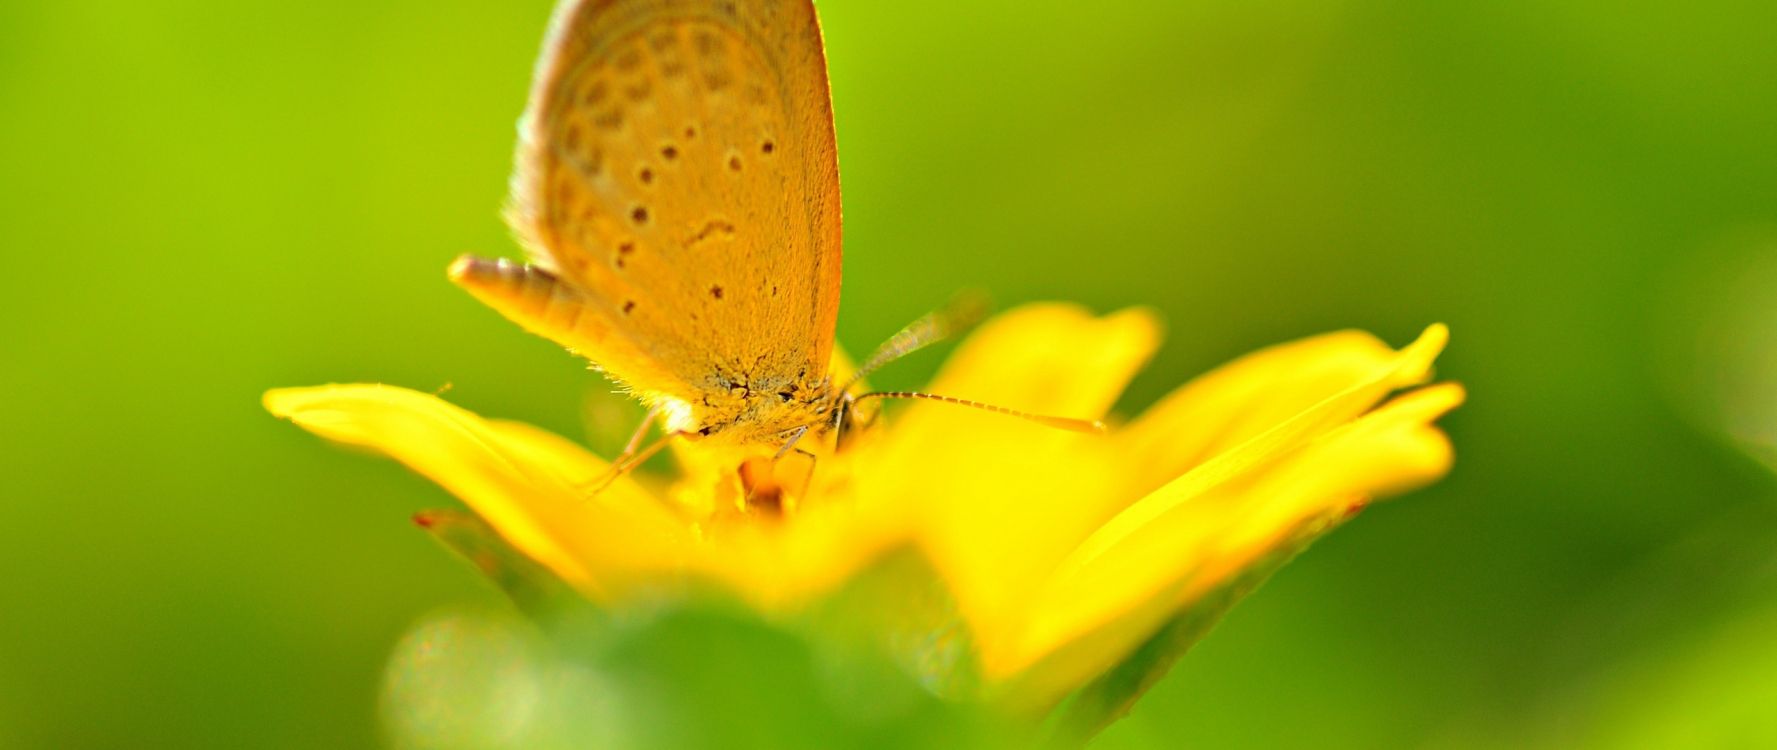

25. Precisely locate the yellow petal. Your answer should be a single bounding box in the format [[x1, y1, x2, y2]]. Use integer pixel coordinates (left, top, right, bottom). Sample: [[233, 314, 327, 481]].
[[1116, 326, 1439, 498], [658, 441, 917, 611], [264, 384, 690, 597], [700, 502, 916, 612], [999, 380, 1463, 703], [1073, 324, 1446, 571], [1184, 382, 1462, 594], [849, 304, 1161, 657], [915, 303, 1163, 421]]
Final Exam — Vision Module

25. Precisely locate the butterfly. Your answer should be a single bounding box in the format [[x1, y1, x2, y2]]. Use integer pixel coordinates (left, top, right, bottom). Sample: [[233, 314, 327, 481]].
[[449, 0, 1099, 478]]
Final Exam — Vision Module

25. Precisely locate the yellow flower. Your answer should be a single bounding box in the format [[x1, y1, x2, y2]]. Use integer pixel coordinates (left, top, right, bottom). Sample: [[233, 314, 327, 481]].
[[265, 304, 1460, 716]]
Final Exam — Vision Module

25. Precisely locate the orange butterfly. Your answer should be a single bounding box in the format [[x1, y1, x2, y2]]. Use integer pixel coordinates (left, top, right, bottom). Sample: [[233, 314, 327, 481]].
[[450, 0, 1098, 477]]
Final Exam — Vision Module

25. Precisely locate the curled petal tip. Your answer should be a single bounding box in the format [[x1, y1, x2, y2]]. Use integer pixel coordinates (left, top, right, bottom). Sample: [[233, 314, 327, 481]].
[[262, 386, 310, 419], [1415, 381, 1468, 413], [1422, 322, 1450, 349]]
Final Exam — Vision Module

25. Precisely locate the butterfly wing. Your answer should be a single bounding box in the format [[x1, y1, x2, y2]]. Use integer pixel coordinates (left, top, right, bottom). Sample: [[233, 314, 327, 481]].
[[472, 0, 842, 408]]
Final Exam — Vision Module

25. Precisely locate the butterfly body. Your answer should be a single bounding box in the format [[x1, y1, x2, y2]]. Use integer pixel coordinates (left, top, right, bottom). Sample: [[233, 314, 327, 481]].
[[454, 0, 844, 452]]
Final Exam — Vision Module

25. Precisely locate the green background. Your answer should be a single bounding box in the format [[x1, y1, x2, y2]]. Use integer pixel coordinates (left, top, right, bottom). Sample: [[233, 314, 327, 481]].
[[3, 0, 1775, 746]]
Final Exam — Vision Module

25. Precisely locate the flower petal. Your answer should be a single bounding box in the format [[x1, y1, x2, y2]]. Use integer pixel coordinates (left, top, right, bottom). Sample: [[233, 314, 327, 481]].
[[916, 303, 1163, 421], [264, 384, 690, 597], [701, 502, 917, 612], [1116, 325, 1445, 498], [1182, 382, 1462, 595], [999, 381, 1463, 704], [1071, 325, 1447, 571], [848, 305, 1161, 661]]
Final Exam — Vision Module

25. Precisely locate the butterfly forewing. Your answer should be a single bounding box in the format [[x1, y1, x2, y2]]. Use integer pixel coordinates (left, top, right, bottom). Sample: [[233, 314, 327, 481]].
[[506, 0, 842, 405]]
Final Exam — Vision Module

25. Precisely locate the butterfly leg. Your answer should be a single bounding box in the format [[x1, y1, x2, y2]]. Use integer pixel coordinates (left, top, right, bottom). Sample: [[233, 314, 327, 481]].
[[773, 426, 822, 507], [773, 425, 810, 459], [587, 427, 677, 497], [792, 447, 819, 507], [615, 406, 660, 462], [579, 406, 660, 496]]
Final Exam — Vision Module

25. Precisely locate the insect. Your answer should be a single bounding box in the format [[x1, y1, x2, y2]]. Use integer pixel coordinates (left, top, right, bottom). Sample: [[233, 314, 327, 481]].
[[449, 0, 1101, 484]]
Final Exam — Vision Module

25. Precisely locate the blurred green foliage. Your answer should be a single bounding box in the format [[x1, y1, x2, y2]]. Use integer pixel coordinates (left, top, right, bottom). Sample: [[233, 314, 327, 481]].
[[379, 529, 1021, 750], [2, 0, 1775, 747], [378, 603, 1017, 750]]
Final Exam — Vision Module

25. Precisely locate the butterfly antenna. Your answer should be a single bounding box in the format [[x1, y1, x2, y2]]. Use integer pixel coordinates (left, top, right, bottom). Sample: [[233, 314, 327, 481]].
[[839, 291, 990, 394], [852, 391, 1107, 435]]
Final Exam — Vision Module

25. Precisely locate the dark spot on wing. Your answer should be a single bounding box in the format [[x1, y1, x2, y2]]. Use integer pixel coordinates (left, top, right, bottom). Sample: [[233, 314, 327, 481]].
[[614, 48, 642, 72], [583, 80, 608, 105]]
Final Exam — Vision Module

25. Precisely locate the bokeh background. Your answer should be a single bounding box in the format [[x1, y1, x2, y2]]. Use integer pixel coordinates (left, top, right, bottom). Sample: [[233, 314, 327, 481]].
[[4, 0, 1776, 747]]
